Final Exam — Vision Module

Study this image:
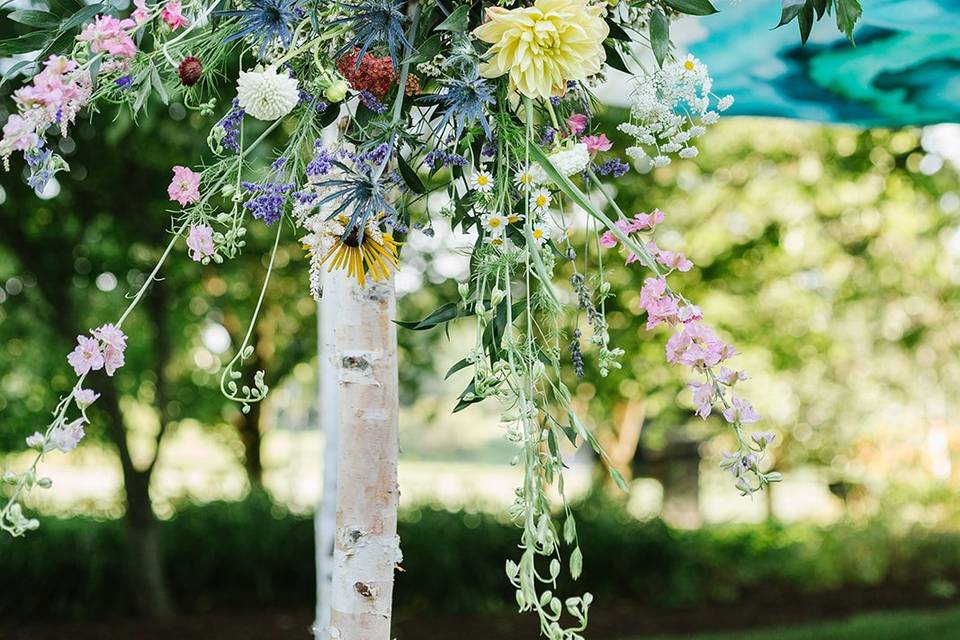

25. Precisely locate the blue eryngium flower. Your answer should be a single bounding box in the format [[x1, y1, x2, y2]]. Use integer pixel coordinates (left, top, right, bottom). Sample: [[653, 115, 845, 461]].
[[219, 0, 300, 59], [313, 158, 396, 246], [419, 69, 495, 140], [330, 0, 412, 67]]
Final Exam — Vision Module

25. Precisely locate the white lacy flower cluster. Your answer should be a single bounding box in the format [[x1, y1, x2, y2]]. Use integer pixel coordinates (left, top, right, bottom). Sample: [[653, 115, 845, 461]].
[[528, 142, 590, 184], [618, 55, 733, 168]]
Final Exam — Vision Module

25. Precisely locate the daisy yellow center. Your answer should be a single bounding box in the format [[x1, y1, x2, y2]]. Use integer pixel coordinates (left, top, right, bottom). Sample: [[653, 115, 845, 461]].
[[473, 0, 609, 99], [684, 59, 695, 71], [489, 218, 502, 228], [477, 175, 490, 186], [533, 228, 544, 239], [535, 195, 548, 207]]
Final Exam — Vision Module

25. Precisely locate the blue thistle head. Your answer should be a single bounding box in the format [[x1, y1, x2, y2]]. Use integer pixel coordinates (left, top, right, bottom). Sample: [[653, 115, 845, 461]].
[[219, 0, 300, 59], [330, 0, 412, 67], [312, 154, 397, 245], [419, 68, 495, 140]]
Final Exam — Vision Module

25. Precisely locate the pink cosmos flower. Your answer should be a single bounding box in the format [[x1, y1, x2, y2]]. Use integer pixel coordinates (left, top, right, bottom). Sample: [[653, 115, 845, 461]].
[[582, 134, 612, 155], [75, 388, 101, 409], [50, 418, 86, 453], [722, 397, 761, 425], [68, 335, 105, 376], [186, 223, 216, 261], [567, 113, 587, 136], [78, 16, 138, 59], [168, 165, 201, 206], [161, 1, 189, 29]]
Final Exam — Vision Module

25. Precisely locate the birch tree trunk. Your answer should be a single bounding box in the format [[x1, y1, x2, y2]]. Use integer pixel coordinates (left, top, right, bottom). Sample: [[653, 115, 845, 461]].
[[318, 267, 401, 640], [314, 267, 342, 638]]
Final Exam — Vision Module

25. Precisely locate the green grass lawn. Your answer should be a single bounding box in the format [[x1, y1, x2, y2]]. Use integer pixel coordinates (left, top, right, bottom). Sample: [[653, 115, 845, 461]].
[[641, 607, 960, 640]]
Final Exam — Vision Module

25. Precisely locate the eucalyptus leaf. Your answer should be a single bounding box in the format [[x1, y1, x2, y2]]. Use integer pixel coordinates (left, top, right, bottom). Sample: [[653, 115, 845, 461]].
[[7, 9, 61, 29], [436, 4, 469, 32], [649, 9, 669, 68], [664, 0, 718, 16]]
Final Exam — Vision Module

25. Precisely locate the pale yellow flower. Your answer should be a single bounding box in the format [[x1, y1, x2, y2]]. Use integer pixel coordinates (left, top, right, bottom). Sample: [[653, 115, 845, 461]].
[[473, 0, 609, 99]]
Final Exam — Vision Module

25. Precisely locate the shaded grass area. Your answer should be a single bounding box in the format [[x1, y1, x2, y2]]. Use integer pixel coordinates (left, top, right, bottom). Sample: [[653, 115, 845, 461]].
[[644, 607, 960, 640]]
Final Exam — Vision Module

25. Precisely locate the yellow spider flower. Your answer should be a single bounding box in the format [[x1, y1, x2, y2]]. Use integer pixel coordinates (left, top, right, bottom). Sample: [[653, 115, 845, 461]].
[[319, 216, 400, 288], [473, 0, 608, 99]]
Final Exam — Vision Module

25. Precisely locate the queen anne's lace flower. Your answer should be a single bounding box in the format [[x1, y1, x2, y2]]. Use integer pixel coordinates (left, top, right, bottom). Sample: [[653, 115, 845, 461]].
[[236, 67, 300, 121], [619, 55, 733, 168]]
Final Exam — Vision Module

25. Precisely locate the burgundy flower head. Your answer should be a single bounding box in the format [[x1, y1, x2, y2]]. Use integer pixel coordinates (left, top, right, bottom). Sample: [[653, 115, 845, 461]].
[[178, 56, 203, 86]]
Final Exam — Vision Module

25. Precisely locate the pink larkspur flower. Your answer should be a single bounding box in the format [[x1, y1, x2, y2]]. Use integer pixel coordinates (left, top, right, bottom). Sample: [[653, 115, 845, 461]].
[[186, 223, 216, 261], [688, 380, 715, 419], [582, 134, 612, 155], [161, 1, 189, 29], [93, 323, 127, 351], [25, 432, 45, 448], [717, 367, 747, 385], [657, 249, 694, 272], [0, 114, 39, 155], [167, 165, 201, 205], [645, 295, 679, 329], [678, 304, 703, 323], [567, 113, 587, 136], [722, 397, 761, 425], [50, 418, 86, 453], [631, 209, 665, 230], [639, 277, 667, 309], [133, 0, 150, 22], [599, 231, 617, 249], [75, 388, 101, 409], [103, 345, 126, 376], [77, 15, 138, 59], [67, 335, 105, 376]]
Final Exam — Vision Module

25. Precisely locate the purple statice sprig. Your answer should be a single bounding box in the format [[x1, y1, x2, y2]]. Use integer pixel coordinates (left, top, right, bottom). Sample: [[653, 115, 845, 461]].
[[597, 159, 629, 178], [358, 90, 388, 114], [211, 99, 245, 155], [241, 180, 294, 225], [423, 149, 468, 171]]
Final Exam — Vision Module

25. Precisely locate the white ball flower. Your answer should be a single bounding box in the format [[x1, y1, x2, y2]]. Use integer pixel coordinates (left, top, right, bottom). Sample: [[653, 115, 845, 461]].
[[236, 67, 300, 121], [529, 143, 590, 183]]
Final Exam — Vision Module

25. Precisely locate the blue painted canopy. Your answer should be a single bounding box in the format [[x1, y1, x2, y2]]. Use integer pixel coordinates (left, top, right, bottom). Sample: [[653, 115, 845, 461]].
[[686, 0, 960, 126]]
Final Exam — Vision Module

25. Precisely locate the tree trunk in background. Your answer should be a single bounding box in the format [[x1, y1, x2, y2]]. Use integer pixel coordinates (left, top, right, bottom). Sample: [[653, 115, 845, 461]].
[[99, 383, 175, 617], [237, 381, 265, 484], [321, 270, 400, 640], [315, 267, 342, 639]]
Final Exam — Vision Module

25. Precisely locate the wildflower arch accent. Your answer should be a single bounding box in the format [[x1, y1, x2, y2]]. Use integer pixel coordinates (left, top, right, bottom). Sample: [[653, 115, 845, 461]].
[[0, 0, 863, 637]]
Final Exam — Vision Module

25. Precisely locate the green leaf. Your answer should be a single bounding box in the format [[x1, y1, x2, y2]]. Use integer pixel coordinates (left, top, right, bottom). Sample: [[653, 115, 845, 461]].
[[835, 0, 861, 42], [396, 301, 465, 330], [436, 4, 470, 32], [406, 33, 442, 65], [0, 32, 53, 56], [649, 9, 670, 68], [664, 0, 718, 16], [609, 468, 630, 492], [397, 154, 426, 194], [775, 0, 807, 28], [452, 379, 482, 413], [602, 42, 628, 73], [7, 9, 61, 29], [444, 357, 472, 380], [604, 17, 631, 42], [1, 59, 36, 88], [813, 0, 829, 19], [798, 1, 814, 44], [60, 3, 107, 31], [150, 65, 169, 106]]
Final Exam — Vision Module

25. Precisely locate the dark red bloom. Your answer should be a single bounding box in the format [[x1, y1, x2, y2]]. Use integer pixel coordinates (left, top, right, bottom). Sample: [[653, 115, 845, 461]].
[[178, 56, 203, 87], [336, 48, 420, 100]]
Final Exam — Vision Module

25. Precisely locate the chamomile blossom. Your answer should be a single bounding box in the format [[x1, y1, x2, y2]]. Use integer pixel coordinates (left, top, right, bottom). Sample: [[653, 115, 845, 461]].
[[530, 187, 551, 213], [471, 169, 494, 193], [530, 223, 550, 246], [514, 167, 536, 191], [481, 212, 508, 236]]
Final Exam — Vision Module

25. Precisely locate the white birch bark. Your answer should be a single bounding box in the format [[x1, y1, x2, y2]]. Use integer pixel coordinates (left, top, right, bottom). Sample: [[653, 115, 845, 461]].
[[314, 125, 343, 640], [323, 272, 401, 640]]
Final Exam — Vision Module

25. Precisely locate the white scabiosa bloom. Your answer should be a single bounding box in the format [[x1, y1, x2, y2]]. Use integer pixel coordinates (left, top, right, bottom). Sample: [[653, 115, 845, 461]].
[[236, 67, 300, 121]]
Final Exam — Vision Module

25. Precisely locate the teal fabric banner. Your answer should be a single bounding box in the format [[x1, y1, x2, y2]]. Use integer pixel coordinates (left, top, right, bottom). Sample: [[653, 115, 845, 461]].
[[686, 0, 960, 126]]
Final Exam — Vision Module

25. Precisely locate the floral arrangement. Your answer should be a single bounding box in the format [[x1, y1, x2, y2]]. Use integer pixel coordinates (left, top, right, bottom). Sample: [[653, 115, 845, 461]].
[[0, 0, 860, 636]]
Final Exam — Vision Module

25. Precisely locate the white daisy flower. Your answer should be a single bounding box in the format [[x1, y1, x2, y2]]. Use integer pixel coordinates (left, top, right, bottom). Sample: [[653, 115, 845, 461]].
[[530, 223, 550, 246], [481, 212, 507, 236], [514, 168, 536, 191], [471, 170, 494, 193], [530, 188, 551, 214]]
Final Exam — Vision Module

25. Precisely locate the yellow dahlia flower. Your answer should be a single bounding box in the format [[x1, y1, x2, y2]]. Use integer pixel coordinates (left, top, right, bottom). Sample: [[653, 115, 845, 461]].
[[473, 0, 609, 99]]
